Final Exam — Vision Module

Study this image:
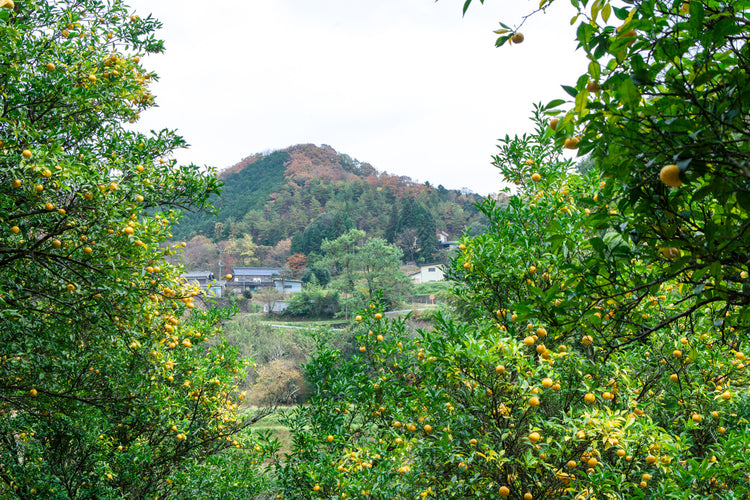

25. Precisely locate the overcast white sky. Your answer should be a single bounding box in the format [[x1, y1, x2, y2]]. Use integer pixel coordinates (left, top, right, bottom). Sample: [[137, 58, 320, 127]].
[[126, 0, 586, 196]]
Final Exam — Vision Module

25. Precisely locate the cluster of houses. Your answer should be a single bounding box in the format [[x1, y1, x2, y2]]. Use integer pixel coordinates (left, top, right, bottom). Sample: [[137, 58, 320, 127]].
[[182, 268, 302, 298], [183, 262, 445, 298], [181, 233, 458, 305]]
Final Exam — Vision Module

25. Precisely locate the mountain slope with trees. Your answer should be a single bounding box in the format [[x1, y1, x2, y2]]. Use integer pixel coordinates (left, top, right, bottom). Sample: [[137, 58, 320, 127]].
[[172, 144, 492, 266]]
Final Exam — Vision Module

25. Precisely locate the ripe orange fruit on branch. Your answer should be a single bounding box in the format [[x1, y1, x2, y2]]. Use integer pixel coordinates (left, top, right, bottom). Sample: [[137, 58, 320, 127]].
[[550, 118, 559, 130], [499, 486, 510, 497], [564, 137, 580, 149], [659, 164, 682, 187], [586, 81, 601, 92], [511, 33, 524, 44], [531, 173, 542, 182]]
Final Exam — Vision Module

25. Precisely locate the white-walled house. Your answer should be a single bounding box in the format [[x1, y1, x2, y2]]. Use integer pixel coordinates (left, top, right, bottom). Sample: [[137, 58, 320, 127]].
[[408, 263, 445, 284], [274, 278, 302, 294]]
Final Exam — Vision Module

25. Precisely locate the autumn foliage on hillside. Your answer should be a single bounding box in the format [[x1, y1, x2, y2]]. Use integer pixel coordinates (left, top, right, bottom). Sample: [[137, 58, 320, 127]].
[[173, 144, 491, 264]]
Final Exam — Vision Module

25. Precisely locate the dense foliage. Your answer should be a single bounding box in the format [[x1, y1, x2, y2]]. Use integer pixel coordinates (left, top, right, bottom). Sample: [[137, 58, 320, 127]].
[[5, 0, 749, 498], [0, 1, 270, 498], [173, 150, 291, 241], [273, 0, 750, 498]]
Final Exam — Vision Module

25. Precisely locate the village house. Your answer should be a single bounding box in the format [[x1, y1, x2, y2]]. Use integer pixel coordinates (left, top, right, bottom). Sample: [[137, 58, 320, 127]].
[[227, 267, 282, 291], [408, 263, 445, 284]]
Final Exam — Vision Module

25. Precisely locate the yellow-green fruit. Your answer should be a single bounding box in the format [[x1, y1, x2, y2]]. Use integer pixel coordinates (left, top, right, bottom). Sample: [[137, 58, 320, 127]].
[[660, 164, 682, 187]]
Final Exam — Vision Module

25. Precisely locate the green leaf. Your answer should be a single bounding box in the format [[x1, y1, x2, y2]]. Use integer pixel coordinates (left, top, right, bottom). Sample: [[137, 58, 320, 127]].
[[736, 192, 750, 212], [618, 78, 641, 108], [545, 99, 567, 109], [562, 85, 578, 98], [589, 61, 601, 81], [575, 88, 589, 115], [613, 6, 629, 20]]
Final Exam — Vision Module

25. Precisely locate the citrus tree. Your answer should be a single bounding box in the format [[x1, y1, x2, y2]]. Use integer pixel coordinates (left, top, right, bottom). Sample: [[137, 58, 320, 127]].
[[275, 102, 750, 499], [274, 0, 750, 496], [276, 0, 750, 496], [0, 1, 271, 498]]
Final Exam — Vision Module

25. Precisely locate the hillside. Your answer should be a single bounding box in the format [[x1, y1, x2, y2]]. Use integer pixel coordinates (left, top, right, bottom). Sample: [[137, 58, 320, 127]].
[[172, 144, 493, 265]]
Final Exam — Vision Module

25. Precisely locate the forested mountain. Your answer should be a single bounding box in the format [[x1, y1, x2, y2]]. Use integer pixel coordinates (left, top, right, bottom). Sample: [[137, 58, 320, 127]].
[[173, 144, 493, 265]]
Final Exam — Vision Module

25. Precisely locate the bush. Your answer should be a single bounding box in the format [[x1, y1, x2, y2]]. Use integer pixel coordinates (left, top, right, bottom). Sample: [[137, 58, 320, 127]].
[[281, 285, 341, 319], [249, 359, 310, 406]]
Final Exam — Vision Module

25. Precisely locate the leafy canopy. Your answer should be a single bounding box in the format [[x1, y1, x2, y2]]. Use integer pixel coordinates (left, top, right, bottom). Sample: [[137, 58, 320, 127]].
[[0, 1, 271, 498]]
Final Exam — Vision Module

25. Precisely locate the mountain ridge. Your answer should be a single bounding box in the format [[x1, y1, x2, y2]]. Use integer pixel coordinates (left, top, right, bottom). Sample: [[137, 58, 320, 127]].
[[172, 143, 493, 263]]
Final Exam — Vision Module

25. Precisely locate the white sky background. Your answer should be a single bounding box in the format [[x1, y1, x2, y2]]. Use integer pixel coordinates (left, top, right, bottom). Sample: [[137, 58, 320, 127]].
[[125, 0, 587, 196]]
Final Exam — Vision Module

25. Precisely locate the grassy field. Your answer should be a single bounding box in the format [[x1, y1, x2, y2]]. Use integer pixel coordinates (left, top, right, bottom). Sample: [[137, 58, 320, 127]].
[[244, 406, 296, 459]]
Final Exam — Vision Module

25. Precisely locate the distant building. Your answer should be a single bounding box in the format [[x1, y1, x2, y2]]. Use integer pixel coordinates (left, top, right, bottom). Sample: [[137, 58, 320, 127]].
[[263, 300, 290, 313], [274, 278, 302, 294], [183, 271, 215, 286], [228, 267, 282, 292], [443, 241, 460, 251], [408, 263, 445, 284], [437, 231, 450, 244]]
